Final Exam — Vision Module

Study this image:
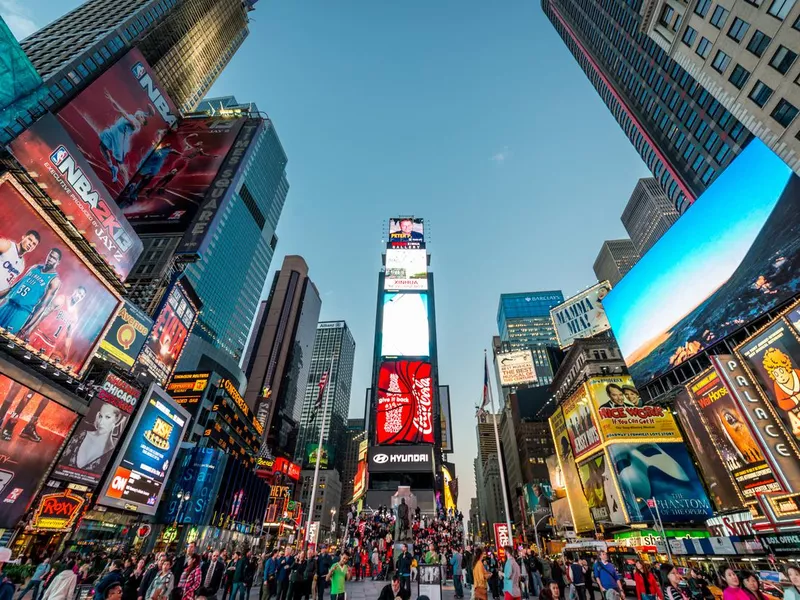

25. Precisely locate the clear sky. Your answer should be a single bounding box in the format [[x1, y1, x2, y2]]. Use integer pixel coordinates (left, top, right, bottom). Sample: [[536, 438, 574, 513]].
[[13, 0, 653, 515]]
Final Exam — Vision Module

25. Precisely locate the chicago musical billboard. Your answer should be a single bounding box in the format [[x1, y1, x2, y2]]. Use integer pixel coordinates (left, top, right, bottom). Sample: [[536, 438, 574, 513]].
[[0, 374, 78, 528], [0, 174, 121, 376], [96, 300, 153, 370], [551, 281, 612, 349], [97, 384, 190, 514], [381, 292, 430, 357], [603, 140, 800, 386], [376, 360, 434, 445], [7, 113, 143, 280], [56, 48, 178, 198], [562, 386, 601, 461]]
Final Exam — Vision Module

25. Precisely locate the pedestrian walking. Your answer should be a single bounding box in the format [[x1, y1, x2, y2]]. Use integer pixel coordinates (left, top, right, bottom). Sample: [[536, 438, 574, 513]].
[[17, 558, 50, 600], [326, 553, 349, 600], [451, 548, 464, 599], [41, 562, 77, 600]]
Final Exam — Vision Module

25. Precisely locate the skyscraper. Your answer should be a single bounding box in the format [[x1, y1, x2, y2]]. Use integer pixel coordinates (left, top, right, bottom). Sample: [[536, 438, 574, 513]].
[[21, 0, 254, 113], [294, 321, 356, 476], [593, 239, 640, 285], [542, 0, 753, 213], [621, 177, 679, 254], [340, 419, 366, 516], [243, 255, 322, 457], [497, 291, 564, 383]]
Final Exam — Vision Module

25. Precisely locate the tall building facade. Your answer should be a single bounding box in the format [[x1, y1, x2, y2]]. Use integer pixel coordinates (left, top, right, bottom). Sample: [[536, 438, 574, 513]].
[[543, 0, 754, 213], [298, 469, 342, 538], [497, 291, 564, 383], [593, 239, 640, 285], [294, 321, 356, 476], [21, 0, 254, 114], [639, 0, 800, 174], [341, 419, 366, 515], [243, 255, 322, 457], [621, 177, 680, 254]]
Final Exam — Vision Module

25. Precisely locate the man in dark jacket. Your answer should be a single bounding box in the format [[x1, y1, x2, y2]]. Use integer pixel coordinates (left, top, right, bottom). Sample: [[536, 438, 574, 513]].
[[262, 551, 279, 600], [275, 548, 294, 600], [138, 555, 165, 600], [378, 576, 409, 600], [463, 547, 473, 589], [395, 544, 413, 597], [315, 548, 332, 600], [173, 543, 197, 582], [200, 550, 226, 600], [244, 552, 257, 600], [230, 552, 247, 600], [95, 560, 124, 600]]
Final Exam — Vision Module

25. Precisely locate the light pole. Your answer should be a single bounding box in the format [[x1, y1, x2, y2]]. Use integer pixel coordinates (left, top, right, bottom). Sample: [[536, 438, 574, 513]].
[[533, 511, 551, 557], [174, 490, 191, 526], [639, 497, 672, 564], [330, 508, 336, 544]]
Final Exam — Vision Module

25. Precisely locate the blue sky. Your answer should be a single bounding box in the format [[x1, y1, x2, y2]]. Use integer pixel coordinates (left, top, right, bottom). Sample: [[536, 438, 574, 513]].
[[14, 0, 653, 514]]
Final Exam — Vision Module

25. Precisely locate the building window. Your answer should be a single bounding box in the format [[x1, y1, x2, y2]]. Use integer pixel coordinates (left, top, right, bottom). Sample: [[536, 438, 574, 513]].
[[712, 50, 731, 73], [695, 0, 712, 15], [772, 99, 799, 127], [770, 46, 798, 74], [704, 131, 720, 151], [795, 13, 800, 29], [697, 37, 713, 58], [749, 80, 774, 108], [683, 26, 698, 45], [747, 30, 772, 57], [727, 17, 750, 42], [660, 4, 676, 26], [767, 0, 796, 19], [692, 154, 705, 172], [702, 166, 716, 184], [729, 64, 751, 88], [716, 143, 731, 163], [710, 5, 730, 27]]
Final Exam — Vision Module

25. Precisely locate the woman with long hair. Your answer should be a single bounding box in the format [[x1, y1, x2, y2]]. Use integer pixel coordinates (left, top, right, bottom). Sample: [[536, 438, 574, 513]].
[[720, 568, 749, 600], [472, 548, 489, 600], [634, 560, 662, 600], [179, 555, 202, 600], [660, 564, 688, 600], [60, 402, 125, 471], [785, 566, 800, 600]]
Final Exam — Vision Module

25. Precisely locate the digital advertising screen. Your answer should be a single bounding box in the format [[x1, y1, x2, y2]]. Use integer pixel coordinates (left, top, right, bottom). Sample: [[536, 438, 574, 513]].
[[376, 360, 434, 445], [384, 248, 428, 291], [52, 372, 141, 487], [381, 292, 430, 357], [608, 442, 714, 523], [602, 140, 800, 387], [166, 371, 210, 416], [0, 174, 122, 376], [562, 387, 601, 460], [119, 117, 246, 229], [159, 446, 228, 525], [7, 113, 143, 280], [352, 439, 368, 502], [136, 279, 199, 386], [56, 48, 178, 198], [551, 281, 612, 349], [0, 374, 78, 528], [577, 451, 626, 525], [96, 300, 153, 371], [439, 385, 453, 453], [388, 217, 424, 248], [682, 367, 777, 503], [97, 384, 190, 514], [497, 350, 537, 386], [549, 407, 594, 532], [587, 375, 682, 442], [303, 443, 332, 469]]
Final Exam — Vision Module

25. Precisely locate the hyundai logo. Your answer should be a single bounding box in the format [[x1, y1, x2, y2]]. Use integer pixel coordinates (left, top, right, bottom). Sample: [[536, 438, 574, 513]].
[[373, 453, 389, 464]]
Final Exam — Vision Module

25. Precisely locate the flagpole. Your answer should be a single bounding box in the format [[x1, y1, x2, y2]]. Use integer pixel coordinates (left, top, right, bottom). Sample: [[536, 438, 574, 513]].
[[304, 352, 336, 551], [486, 349, 514, 537]]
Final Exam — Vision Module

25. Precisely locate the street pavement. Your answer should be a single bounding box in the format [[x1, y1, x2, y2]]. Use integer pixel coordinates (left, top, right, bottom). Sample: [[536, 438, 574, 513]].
[[249, 578, 459, 600]]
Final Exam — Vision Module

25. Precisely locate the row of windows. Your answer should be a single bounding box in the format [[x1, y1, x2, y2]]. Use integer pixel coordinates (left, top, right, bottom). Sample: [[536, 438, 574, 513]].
[[697, 0, 796, 20]]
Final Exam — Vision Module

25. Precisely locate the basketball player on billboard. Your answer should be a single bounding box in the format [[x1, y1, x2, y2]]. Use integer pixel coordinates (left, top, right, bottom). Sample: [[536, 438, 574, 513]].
[[23, 286, 88, 368], [147, 134, 219, 195], [0, 384, 47, 443], [98, 91, 154, 183], [118, 140, 180, 207], [0, 249, 62, 336], [0, 231, 40, 293]]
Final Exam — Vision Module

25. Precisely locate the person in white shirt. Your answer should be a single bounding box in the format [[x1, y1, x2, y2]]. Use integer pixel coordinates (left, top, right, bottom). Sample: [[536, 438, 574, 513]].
[[0, 232, 40, 293], [41, 563, 77, 600]]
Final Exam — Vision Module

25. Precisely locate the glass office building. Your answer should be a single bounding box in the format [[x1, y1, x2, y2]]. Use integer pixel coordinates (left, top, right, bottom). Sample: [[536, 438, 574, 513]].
[[542, 0, 754, 213]]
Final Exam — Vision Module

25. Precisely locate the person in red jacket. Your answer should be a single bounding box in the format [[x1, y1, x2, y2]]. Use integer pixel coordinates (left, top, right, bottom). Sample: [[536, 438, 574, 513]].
[[634, 560, 663, 600]]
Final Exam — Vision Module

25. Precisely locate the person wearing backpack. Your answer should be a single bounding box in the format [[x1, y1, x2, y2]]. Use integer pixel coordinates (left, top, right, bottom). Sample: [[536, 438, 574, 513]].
[[568, 557, 586, 600], [593, 552, 623, 600]]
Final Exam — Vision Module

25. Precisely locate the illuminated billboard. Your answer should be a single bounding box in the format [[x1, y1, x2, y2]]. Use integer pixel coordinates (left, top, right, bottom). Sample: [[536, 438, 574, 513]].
[[577, 450, 626, 524], [388, 217, 424, 248], [376, 360, 434, 445], [381, 292, 429, 357], [608, 442, 714, 523], [562, 387, 601, 460], [97, 384, 190, 514], [551, 281, 612, 349], [497, 350, 537, 386], [52, 373, 141, 487], [550, 407, 594, 532], [0, 174, 122, 376], [352, 439, 368, 502], [56, 48, 178, 198], [96, 300, 153, 371], [7, 113, 143, 280], [119, 117, 246, 229], [587, 376, 682, 442], [440, 385, 453, 453], [602, 140, 800, 386], [136, 278, 200, 386], [385, 248, 428, 291]]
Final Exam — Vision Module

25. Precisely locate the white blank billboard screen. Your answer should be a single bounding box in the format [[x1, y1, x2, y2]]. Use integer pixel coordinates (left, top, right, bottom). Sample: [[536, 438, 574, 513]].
[[381, 293, 430, 357]]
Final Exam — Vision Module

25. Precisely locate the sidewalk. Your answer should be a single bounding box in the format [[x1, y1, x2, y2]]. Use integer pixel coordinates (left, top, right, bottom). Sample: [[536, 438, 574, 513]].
[[248, 577, 459, 600]]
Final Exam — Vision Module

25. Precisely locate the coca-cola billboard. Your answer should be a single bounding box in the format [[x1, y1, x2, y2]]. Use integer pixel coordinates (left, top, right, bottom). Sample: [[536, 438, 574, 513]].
[[375, 360, 434, 445]]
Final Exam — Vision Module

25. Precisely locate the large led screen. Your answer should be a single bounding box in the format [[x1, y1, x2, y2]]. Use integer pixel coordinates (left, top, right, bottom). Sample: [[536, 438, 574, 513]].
[[381, 292, 429, 357], [0, 374, 78, 527], [385, 248, 428, 291], [551, 281, 612, 349], [136, 279, 199, 386], [7, 113, 143, 280], [608, 442, 714, 523], [97, 384, 190, 514], [0, 175, 122, 376], [119, 117, 246, 229], [603, 140, 800, 386], [376, 360, 434, 444], [56, 48, 178, 198], [388, 217, 424, 248]]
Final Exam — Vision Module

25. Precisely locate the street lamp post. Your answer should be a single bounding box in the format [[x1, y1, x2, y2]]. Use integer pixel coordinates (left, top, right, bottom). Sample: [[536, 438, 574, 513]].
[[533, 511, 551, 557], [640, 497, 672, 564]]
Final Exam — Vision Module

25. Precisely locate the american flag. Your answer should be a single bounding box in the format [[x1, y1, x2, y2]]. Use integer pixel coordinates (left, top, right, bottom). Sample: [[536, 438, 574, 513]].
[[476, 353, 490, 417], [314, 372, 329, 410]]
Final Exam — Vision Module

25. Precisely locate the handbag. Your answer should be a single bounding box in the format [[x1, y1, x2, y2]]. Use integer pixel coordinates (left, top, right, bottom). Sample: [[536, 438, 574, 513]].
[[474, 588, 488, 600]]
